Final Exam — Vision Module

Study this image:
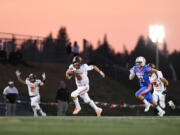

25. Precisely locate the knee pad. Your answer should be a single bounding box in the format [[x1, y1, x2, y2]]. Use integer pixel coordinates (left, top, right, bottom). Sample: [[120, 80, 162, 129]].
[[71, 91, 78, 98], [80, 94, 91, 103], [36, 104, 40, 110], [31, 101, 36, 107], [83, 98, 91, 103]]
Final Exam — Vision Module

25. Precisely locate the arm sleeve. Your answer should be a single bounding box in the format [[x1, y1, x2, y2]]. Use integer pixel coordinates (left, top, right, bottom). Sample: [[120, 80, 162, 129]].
[[132, 66, 136, 73], [85, 64, 94, 71], [25, 78, 29, 85], [37, 80, 42, 85], [146, 65, 152, 73], [158, 71, 163, 79]]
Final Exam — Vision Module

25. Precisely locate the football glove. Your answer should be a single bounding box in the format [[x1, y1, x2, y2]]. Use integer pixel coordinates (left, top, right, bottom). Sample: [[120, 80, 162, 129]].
[[129, 67, 134, 73], [99, 71, 105, 78], [15, 70, 21, 77], [42, 72, 46, 80]]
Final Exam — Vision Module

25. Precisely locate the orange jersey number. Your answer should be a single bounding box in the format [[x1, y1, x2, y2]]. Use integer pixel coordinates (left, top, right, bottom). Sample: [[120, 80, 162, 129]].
[[76, 74, 82, 80], [30, 86, 35, 92]]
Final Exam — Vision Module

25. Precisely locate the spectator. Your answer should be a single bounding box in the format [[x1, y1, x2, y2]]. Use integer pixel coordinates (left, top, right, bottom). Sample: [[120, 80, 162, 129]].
[[72, 41, 79, 56], [3, 81, 19, 116], [56, 81, 70, 116]]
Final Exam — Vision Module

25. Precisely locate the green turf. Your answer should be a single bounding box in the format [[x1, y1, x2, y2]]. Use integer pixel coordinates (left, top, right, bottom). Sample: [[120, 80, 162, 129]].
[[0, 116, 180, 135]]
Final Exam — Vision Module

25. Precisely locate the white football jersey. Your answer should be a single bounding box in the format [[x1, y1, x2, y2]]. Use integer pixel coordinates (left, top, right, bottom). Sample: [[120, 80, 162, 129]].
[[69, 64, 93, 86], [149, 71, 165, 92], [25, 78, 41, 96]]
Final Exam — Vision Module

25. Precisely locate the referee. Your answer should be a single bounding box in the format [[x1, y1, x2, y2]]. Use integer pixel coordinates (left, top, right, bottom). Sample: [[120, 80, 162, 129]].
[[3, 81, 19, 116]]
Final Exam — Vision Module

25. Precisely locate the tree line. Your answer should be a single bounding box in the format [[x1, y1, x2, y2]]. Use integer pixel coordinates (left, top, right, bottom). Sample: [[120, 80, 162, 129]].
[[1, 27, 180, 80]]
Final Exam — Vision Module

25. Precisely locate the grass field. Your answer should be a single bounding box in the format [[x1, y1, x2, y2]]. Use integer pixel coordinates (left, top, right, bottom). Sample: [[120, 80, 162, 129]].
[[0, 116, 180, 135]]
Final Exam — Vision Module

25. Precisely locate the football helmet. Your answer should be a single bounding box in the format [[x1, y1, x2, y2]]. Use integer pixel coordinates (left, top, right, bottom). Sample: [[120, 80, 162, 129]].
[[72, 56, 82, 69], [135, 56, 146, 67]]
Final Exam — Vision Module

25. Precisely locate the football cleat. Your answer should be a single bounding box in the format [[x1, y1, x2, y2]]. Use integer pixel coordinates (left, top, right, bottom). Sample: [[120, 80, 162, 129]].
[[41, 112, 47, 117], [34, 113, 38, 117], [168, 100, 175, 110], [96, 108, 103, 117], [73, 107, 81, 115], [144, 104, 151, 112], [158, 110, 165, 117]]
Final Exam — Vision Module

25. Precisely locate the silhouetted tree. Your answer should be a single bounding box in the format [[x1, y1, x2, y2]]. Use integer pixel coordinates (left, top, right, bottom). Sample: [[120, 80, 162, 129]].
[[54, 27, 71, 62], [169, 50, 180, 80], [21, 39, 39, 61], [42, 33, 56, 62], [162, 41, 168, 57]]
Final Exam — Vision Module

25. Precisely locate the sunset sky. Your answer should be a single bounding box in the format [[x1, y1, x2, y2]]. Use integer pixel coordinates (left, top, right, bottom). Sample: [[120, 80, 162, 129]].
[[0, 0, 180, 52]]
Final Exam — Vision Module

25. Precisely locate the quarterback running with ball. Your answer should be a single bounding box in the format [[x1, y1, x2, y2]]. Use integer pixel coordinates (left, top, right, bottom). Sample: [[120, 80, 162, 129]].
[[66, 56, 105, 117], [15, 70, 47, 117]]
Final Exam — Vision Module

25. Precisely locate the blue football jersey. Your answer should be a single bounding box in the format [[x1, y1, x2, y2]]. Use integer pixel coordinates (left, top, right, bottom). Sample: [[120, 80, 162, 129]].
[[133, 64, 152, 87]]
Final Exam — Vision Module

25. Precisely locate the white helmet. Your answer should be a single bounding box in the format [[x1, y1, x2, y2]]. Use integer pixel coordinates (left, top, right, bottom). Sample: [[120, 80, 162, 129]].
[[135, 56, 146, 67]]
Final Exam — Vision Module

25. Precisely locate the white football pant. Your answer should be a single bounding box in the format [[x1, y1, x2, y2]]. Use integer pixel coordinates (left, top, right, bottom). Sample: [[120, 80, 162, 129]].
[[30, 95, 40, 107], [153, 91, 166, 109], [71, 85, 91, 103]]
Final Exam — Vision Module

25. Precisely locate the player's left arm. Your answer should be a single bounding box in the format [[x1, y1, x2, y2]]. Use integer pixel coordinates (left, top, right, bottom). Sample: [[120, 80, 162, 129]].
[[160, 77, 169, 86], [158, 72, 169, 86], [40, 72, 46, 86], [92, 65, 105, 78]]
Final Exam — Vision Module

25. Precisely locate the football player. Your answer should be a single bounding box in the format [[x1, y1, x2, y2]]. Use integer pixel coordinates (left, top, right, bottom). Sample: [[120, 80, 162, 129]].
[[148, 63, 175, 110], [66, 56, 105, 117], [15, 70, 47, 117], [129, 56, 165, 116]]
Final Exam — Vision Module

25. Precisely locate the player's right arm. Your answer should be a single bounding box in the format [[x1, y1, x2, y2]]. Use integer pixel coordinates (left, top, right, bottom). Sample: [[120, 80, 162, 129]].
[[15, 70, 26, 84], [66, 66, 74, 80], [129, 67, 135, 80]]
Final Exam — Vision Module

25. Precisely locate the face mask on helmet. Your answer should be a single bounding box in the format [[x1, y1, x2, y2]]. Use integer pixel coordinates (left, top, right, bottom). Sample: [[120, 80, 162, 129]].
[[29, 74, 36, 82], [135, 57, 146, 67], [136, 61, 143, 67], [73, 62, 80, 69]]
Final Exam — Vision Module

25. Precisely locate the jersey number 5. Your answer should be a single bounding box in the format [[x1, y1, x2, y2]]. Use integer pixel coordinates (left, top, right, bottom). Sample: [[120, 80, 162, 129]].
[[153, 82, 159, 87], [76, 74, 82, 80]]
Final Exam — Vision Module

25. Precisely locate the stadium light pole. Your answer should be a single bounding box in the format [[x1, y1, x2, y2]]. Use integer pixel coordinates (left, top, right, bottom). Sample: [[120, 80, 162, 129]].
[[148, 25, 165, 69]]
